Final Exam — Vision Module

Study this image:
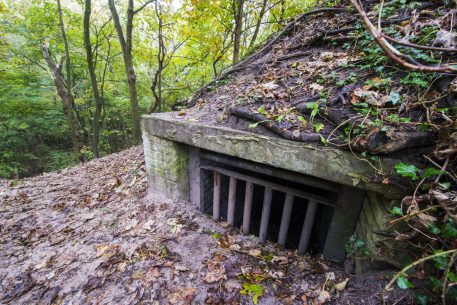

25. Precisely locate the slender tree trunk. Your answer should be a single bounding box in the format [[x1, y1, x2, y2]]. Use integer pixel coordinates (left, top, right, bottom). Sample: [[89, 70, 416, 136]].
[[84, 0, 103, 158], [232, 0, 245, 64], [55, 0, 84, 161], [41, 43, 83, 162], [248, 0, 268, 50], [108, 0, 141, 144], [150, 1, 164, 113]]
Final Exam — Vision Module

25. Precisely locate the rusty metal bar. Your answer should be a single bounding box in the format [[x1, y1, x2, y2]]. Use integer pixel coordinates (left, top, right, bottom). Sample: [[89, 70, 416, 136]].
[[227, 177, 237, 225], [200, 165, 334, 206], [242, 182, 254, 235], [212, 172, 221, 221], [278, 193, 294, 247], [259, 187, 273, 243], [298, 200, 318, 255]]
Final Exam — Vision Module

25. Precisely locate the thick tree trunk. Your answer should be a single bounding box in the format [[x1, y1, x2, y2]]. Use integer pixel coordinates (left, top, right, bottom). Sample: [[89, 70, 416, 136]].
[[108, 0, 141, 144], [41, 43, 83, 161], [84, 0, 103, 158], [232, 0, 244, 64]]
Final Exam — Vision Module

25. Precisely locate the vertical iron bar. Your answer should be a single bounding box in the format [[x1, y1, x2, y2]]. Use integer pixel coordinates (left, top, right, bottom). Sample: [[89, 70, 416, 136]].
[[259, 187, 273, 243], [242, 182, 254, 235], [212, 172, 221, 221], [227, 177, 237, 225], [278, 193, 294, 247], [298, 200, 318, 255]]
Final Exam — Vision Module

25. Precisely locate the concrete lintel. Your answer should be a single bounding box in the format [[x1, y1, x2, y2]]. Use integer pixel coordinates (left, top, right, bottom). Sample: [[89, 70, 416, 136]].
[[141, 113, 407, 198]]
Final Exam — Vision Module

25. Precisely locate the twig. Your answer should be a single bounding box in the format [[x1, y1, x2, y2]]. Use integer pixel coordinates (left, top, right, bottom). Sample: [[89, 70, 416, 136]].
[[423, 155, 457, 182], [442, 251, 457, 305], [385, 249, 457, 291]]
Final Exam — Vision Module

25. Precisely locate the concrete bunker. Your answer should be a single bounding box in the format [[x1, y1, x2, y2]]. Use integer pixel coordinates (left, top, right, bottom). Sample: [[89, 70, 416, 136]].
[[142, 112, 405, 264]]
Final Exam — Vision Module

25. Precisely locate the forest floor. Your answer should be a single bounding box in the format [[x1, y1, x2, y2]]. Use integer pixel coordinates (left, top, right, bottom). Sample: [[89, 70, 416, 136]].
[[0, 146, 405, 305]]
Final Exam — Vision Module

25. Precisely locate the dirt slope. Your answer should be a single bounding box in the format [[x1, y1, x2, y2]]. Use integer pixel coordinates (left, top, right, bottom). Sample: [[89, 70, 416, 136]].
[[0, 146, 408, 304], [183, 2, 456, 158]]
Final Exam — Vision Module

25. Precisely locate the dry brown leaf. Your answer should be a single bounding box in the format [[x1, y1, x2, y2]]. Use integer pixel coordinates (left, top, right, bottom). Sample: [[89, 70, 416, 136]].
[[248, 249, 261, 257], [203, 267, 225, 283], [317, 289, 331, 304], [335, 278, 349, 291]]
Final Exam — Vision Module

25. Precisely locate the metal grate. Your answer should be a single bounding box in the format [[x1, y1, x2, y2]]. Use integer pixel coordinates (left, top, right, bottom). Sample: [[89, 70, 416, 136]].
[[199, 164, 337, 255]]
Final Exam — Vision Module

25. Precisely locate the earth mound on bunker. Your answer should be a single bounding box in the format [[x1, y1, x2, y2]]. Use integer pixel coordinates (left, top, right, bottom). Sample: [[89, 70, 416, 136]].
[[181, 2, 456, 160]]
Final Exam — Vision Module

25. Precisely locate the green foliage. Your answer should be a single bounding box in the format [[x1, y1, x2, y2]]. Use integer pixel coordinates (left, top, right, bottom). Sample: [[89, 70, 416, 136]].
[[345, 235, 369, 258], [0, 0, 315, 178], [240, 283, 264, 304], [395, 162, 419, 180], [397, 275, 415, 289]]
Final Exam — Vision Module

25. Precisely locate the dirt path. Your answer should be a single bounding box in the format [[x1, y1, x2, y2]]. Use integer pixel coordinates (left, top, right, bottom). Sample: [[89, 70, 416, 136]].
[[0, 147, 403, 305]]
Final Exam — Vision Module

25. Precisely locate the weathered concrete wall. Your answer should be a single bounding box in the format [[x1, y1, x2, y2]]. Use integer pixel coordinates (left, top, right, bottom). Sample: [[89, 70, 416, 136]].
[[355, 192, 407, 270], [142, 113, 409, 199], [142, 126, 189, 202]]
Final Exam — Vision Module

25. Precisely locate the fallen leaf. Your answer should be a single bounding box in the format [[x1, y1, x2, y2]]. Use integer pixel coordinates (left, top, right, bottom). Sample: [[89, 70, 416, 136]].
[[335, 278, 349, 291], [203, 267, 225, 283], [317, 289, 331, 304], [248, 249, 261, 257]]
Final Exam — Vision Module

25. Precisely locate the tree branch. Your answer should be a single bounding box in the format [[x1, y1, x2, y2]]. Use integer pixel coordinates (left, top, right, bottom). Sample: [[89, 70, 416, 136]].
[[350, 0, 457, 74], [133, 0, 155, 15]]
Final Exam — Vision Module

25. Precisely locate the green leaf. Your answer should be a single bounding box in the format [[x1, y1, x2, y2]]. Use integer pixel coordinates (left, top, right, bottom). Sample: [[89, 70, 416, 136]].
[[433, 255, 448, 271], [397, 275, 414, 289], [258, 105, 268, 115], [395, 162, 419, 180], [422, 168, 444, 179], [428, 223, 441, 235], [443, 221, 457, 238], [314, 123, 324, 132], [249, 123, 259, 129], [414, 294, 428, 305], [306, 102, 319, 120], [389, 207, 403, 216], [211, 232, 221, 240], [319, 135, 327, 145], [448, 271, 457, 283], [276, 114, 284, 123], [429, 276, 442, 290], [240, 283, 264, 304], [387, 91, 401, 105]]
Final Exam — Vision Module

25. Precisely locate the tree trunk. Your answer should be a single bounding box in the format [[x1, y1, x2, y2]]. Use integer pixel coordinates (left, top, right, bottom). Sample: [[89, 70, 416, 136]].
[[248, 0, 268, 50], [55, 0, 84, 161], [108, 0, 141, 144], [232, 0, 244, 64], [150, 1, 165, 113], [84, 0, 103, 158], [41, 43, 83, 162]]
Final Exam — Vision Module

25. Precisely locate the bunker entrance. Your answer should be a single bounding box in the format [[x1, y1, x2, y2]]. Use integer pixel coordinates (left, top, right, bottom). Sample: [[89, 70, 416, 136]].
[[195, 150, 339, 255]]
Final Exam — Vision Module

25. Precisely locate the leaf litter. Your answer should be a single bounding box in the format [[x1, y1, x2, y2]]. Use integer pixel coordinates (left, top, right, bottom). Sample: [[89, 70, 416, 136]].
[[1, 146, 404, 304]]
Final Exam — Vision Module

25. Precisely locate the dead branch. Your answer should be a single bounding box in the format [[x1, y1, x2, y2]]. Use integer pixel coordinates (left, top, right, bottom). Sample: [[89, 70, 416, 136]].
[[350, 0, 457, 74]]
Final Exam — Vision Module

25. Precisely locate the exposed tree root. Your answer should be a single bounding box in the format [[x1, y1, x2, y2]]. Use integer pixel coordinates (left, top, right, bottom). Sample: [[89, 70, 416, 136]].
[[232, 101, 436, 154], [230, 106, 322, 142]]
